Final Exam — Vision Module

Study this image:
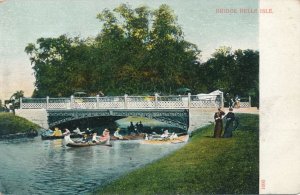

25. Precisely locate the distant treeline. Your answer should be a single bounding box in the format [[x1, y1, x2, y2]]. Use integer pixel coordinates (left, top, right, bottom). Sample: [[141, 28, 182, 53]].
[[25, 4, 259, 106]]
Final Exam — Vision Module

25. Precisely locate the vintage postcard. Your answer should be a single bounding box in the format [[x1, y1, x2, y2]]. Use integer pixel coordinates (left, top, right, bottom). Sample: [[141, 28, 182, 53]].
[[0, 0, 299, 194]]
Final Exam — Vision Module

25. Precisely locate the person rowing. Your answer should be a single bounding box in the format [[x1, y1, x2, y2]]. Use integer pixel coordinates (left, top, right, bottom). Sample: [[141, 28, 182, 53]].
[[63, 128, 74, 144]]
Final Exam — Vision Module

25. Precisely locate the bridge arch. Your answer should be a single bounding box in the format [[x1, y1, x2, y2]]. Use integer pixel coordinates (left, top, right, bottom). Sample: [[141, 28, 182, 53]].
[[47, 109, 189, 131]]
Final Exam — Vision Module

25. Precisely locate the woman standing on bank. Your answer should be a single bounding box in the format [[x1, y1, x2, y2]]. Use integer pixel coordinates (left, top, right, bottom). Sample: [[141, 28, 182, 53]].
[[213, 107, 225, 138]]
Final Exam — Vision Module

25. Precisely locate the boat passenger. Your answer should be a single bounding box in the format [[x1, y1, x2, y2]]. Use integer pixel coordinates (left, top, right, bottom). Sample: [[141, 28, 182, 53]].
[[170, 132, 178, 140], [161, 129, 170, 138], [145, 133, 149, 140], [82, 134, 89, 143], [63, 129, 74, 144], [92, 133, 99, 143], [62, 128, 71, 136], [73, 127, 84, 135], [85, 128, 92, 135], [99, 129, 110, 143], [114, 128, 123, 140], [52, 128, 62, 136], [42, 129, 53, 136]]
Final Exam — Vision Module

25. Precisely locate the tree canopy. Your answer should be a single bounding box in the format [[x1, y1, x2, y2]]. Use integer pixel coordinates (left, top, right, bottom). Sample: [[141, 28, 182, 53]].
[[25, 4, 259, 106]]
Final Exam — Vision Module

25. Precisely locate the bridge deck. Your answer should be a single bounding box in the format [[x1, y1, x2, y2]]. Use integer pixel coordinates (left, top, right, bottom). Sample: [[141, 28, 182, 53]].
[[20, 94, 223, 110]]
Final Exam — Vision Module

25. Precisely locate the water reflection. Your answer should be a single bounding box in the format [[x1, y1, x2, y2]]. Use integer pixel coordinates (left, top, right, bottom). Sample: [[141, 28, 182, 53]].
[[0, 138, 185, 194]]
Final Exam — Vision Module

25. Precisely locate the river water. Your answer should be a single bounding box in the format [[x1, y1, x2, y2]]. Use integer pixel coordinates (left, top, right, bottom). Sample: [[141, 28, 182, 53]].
[[0, 137, 185, 195]]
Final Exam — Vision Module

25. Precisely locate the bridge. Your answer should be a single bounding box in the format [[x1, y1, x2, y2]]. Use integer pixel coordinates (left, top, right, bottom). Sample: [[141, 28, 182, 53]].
[[16, 93, 224, 131]]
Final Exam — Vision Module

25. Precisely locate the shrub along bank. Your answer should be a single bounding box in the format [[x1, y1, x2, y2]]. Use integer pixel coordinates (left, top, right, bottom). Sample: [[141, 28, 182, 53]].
[[0, 113, 40, 136], [93, 113, 259, 194]]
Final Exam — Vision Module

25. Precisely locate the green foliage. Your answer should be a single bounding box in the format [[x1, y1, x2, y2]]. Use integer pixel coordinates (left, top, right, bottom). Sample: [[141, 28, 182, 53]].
[[25, 4, 258, 104], [25, 4, 200, 97], [92, 114, 259, 194], [0, 113, 40, 135], [200, 47, 259, 106]]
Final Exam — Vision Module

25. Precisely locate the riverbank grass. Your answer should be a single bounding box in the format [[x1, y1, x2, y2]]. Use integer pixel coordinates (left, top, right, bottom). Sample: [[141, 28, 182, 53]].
[[93, 113, 259, 194], [0, 113, 40, 136]]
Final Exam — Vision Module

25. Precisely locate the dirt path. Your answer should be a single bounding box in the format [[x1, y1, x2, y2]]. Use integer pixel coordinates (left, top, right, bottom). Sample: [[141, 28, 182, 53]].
[[227, 107, 259, 114]]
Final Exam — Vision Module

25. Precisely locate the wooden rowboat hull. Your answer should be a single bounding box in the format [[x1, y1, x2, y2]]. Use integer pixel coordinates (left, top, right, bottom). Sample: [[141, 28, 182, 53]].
[[66, 141, 112, 147], [66, 142, 96, 147], [41, 134, 83, 140]]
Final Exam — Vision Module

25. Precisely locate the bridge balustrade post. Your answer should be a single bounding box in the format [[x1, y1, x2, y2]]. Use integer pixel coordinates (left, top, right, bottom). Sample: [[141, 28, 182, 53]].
[[221, 91, 224, 108], [70, 95, 74, 109], [249, 96, 251, 107], [188, 93, 191, 109], [96, 95, 99, 109], [124, 94, 128, 109], [46, 96, 49, 109], [20, 97, 23, 109], [155, 93, 158, 108]]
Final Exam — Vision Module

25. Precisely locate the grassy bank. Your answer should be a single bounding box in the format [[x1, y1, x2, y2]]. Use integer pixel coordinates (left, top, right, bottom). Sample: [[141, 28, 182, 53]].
[[0, 113, 40, 136], [93, 113, 259, 194]]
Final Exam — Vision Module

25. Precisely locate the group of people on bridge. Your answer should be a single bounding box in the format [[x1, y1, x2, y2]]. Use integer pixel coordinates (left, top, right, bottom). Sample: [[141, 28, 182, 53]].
[[226, 93, 241, 108]]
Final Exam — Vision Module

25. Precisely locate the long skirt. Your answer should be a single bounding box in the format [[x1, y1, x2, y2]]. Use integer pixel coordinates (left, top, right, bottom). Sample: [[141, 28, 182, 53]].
[[214, 120, 223, 138], [223, 121, 234, 138]]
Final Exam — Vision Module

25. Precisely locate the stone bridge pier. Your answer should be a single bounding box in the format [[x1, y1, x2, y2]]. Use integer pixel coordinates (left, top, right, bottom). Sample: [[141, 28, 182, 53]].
[[15, 109, 49, 129]]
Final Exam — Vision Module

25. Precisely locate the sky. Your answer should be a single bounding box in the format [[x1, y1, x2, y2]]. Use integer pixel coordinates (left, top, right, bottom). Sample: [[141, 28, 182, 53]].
[[0, 0, 258, 100]]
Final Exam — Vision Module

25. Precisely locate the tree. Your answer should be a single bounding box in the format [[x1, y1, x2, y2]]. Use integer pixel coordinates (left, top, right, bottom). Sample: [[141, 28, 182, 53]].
[[25, 3, 258, 104], [25, 35, 90, 97], [6, 90, 25, 111], [200, 47, 259, 106], [10, 90, 24, 100]]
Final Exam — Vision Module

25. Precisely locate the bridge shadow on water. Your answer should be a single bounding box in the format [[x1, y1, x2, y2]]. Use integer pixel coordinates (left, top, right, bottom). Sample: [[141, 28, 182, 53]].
[[54, 116, 122, 133]]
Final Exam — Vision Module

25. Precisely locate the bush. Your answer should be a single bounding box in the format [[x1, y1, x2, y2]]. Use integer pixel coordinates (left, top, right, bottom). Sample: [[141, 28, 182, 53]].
[[0, 113, 40, 136]]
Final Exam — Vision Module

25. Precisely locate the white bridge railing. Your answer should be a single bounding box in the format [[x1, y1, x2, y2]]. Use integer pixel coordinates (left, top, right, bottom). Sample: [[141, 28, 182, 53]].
[[20, 94, 223, 110]]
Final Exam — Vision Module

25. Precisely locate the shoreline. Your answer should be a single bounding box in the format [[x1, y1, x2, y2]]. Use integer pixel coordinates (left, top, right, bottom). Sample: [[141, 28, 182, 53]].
[[94, 113, 259, 194]]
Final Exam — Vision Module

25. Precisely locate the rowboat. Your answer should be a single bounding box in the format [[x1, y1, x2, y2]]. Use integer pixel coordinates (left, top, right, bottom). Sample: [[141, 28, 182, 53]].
[[96, 142, 112, 147], [66, 142, 96, 147], [66, 140, 112, 147], [41, 134, 83, 140], [110, 134, 145, 141]]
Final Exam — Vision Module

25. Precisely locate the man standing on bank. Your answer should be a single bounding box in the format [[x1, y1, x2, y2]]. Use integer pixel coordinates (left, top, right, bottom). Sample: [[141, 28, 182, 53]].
[[214, 107, 225, 138]]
